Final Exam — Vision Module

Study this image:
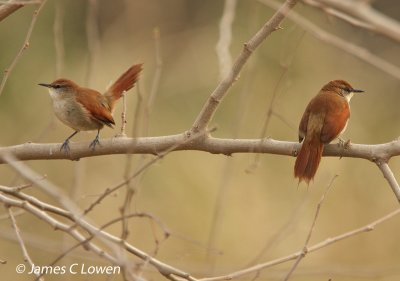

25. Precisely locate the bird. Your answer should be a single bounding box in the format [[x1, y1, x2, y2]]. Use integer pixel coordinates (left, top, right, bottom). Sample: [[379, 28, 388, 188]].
[[294, 80, 364, 184], [39, 63, 143, 152]]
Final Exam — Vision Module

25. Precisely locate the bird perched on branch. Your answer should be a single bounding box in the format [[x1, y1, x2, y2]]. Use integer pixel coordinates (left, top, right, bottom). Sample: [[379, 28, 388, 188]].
[[39, 64, 143, 152], [294, 80, 364, 184]]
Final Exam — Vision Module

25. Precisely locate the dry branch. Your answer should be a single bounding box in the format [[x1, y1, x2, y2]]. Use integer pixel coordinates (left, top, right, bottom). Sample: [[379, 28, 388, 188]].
[[199, 208, 400, 281], [191, 0, 299, 133], [303, 0, 400, 43], [1, 136, 400, 163], [260, 0, 400, 80]]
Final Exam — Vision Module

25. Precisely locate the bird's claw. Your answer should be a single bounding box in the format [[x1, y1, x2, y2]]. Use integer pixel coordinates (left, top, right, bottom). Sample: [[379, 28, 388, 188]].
[[89, 136, 101, 151], [337, 138, 351, 159], [338, 137, 351, 149], [60, 140, 71, 153]]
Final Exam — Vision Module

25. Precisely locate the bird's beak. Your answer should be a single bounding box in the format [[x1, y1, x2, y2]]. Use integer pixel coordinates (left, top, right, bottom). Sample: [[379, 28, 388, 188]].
[[38, 83, 52, 88], [352, 88, 364, 93]]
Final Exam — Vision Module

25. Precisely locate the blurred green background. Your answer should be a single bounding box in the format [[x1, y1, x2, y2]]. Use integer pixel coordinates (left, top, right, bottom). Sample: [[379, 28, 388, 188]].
[[0, 0, 400, 280]]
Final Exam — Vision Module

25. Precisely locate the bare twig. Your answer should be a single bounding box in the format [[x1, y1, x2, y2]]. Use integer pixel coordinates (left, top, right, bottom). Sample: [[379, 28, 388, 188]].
[[0, 0, 24, 22], [199, 207, 400, 281], [302, 0, 376, 31], [0, 0, 47, 95], [191, 0, 299, 133], [83, 128, 216, 217], [283, 175, 337, 280], [53, 0, 64, 77], [259, 0, 400, 80], [0, 176, 196, 280], [247, 198, 308, 266], [120, 93, 128, 136], [0, 193, 120, 266], [0, 0, 40, 4], [304, 0, 400, 43], [7, 207, 44, 281], [216, 0, 237, 79], [375, 160, 400, 203]]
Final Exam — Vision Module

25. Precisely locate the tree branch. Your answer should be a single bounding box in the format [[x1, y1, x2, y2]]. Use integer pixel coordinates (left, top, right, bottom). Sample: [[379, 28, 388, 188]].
[[260, 0, 400, 80], [190, 0, 299, 133], [304, 0, 400, 43], [0, 0, 24, 22], [198, 207, 400, 281], [376, 161, 400, 203], [1, 136, 400, 163]]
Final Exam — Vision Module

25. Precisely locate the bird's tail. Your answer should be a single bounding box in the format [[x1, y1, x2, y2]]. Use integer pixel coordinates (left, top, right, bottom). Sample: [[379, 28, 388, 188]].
[[294, 137, 324, 184], [105, 63, 143, 111]]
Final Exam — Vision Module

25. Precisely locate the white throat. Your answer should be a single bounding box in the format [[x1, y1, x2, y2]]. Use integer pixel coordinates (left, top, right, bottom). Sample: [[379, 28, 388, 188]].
[[344, 91, 354, 103]]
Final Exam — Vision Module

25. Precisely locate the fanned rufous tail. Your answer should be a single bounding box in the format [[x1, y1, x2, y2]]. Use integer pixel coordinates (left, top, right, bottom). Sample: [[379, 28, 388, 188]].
[[105, 63, 143, 110]]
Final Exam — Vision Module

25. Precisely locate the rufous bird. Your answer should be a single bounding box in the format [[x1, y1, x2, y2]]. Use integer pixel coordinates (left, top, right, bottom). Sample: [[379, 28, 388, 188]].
[[294, 80, 364, 184], [39, 64, 143, 152]]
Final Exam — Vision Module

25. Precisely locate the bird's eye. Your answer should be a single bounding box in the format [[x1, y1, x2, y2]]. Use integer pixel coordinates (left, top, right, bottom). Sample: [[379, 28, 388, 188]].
[[53, 84, 61, 89]]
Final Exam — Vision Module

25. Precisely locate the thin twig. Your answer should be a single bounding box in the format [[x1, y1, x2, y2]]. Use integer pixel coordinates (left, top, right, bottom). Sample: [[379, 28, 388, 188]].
[[0, 0, 47, 95], [83, 128, 216, 217], [0, 181, 195, 280], [247, 30, 304, 173], [0, 0, 23, 22], [247, 197, 308, 266], [120, 93, 128, 136], [199, 207, 400, 281], [7, 207, 44, 281], [259, 0, 400, 80], [306, 0, 400, 43], [283, 175, 337, 280], [191, 0, 299, 133], [216, 0, 237, 79], [0, 0, 40, 4], [53, 0, 64, 77]]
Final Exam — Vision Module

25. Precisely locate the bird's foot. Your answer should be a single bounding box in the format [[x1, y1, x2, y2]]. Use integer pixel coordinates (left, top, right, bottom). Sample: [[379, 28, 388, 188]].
[[337, 137, 351, 149], [89, 135, 101, 151], [337, 138, 351, 159], [60, 139, 71, 154]]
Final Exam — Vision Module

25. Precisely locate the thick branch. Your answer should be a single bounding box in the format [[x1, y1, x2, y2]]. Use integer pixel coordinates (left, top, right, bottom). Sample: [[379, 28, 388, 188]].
[[191, 0, 298, 133], [1, 135, 400, 163]]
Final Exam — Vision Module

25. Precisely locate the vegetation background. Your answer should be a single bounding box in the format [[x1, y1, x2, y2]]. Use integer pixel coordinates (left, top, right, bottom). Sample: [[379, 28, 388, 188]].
[[0, 0, 399, 280]]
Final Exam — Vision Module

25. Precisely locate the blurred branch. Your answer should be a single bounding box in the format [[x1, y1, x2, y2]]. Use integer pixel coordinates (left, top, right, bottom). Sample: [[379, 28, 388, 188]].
[[0, 0, 47, 96], [0, 0, 26, 22], [283, 175, 336, 280], [53, 0, 64, 77], [191, 0, 299, 133], [260, 0, 400, 80], [6, 207, 44, 281], [0, 155, 197, 281], [216, 0, 236, 79], [199, 207, 400, 281], [302, 0, 400, 43]]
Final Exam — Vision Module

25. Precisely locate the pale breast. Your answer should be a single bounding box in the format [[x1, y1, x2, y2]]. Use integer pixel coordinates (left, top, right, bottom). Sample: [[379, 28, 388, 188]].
[[50, 92, 102, 131]]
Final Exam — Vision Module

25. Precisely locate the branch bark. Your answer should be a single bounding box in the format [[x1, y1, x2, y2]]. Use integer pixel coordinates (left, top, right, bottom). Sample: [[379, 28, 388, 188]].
[[1, 136, 400, 163]]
